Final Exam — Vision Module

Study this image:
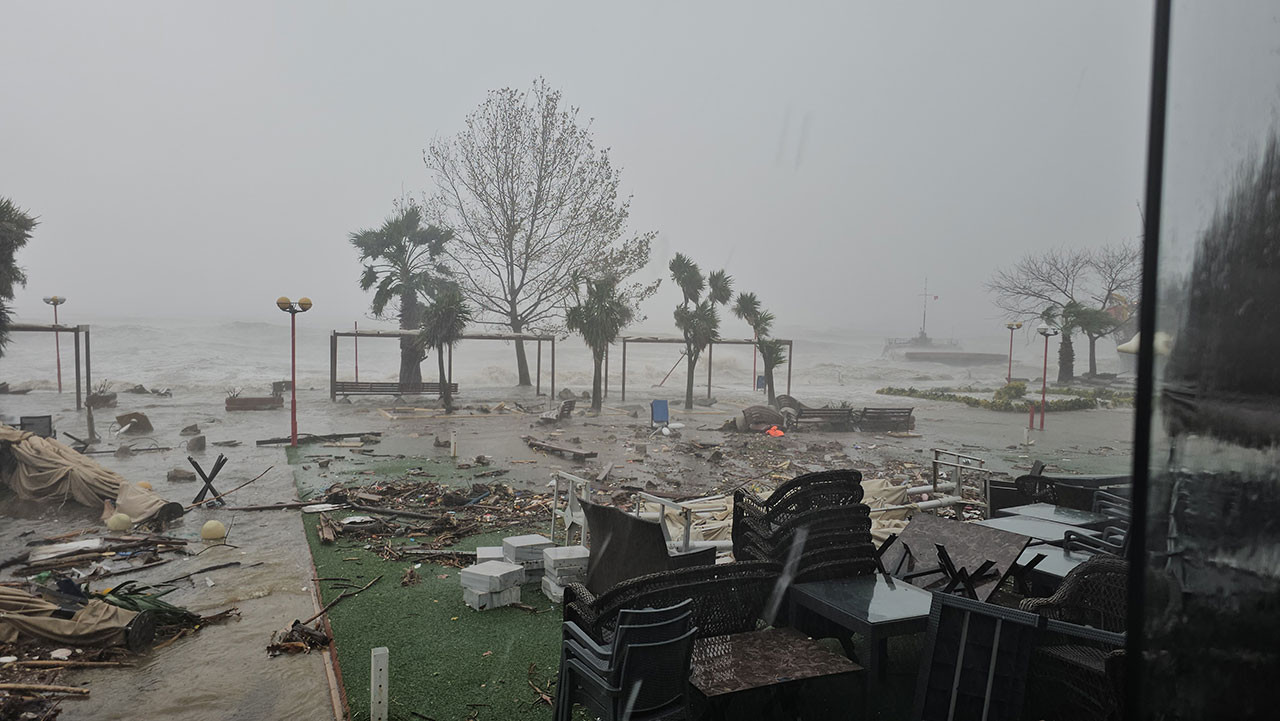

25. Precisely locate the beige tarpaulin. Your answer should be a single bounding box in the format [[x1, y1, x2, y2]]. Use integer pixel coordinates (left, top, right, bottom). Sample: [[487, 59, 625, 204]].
[[640, 479, 919, 547], [861, 478, 914, 545], [0, 425, 180, 522], [641, 495, 734, 544], [0, 587, 137, 646]]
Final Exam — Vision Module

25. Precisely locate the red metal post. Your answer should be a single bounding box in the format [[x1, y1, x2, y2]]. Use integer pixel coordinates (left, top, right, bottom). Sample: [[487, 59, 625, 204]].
[[291, 311, 298, 447], [1040, 333, 1049, 431], [1028, 402, 1035, 430], [1007, 327, 1015, 383], [53, 304, 63, 393]]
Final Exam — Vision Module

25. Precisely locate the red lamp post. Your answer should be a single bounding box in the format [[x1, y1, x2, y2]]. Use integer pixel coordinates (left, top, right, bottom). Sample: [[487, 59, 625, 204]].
[[277, 296, 312, 447], [1037, 322, 1060, 431], [1005, 321, 1023, 383], [43, 296, 66, 392]]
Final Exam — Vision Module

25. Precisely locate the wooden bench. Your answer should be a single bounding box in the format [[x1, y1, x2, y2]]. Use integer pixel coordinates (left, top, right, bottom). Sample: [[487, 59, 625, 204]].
[[539, 399, 575, 423], [855, 407, 914, 432], [775, 395, 857, 429], [331, 381, 459, 399]]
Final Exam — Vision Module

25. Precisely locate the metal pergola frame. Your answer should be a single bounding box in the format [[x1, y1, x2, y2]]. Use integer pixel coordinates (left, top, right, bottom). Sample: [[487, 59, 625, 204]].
[[329, 329, 558, 400], [7, 323, 93, 409], [618, 336, 793, 402]]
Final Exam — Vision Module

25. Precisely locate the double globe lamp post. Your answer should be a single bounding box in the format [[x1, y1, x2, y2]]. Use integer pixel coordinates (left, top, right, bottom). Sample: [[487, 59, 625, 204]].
[[277, 297, 312, 447]]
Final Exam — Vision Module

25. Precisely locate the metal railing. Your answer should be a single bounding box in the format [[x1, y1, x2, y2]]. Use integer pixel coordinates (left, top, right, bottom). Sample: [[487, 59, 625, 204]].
[[931, 448, 994, 519]]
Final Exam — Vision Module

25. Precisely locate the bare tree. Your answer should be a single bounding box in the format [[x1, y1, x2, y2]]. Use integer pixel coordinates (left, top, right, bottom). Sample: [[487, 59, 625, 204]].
[[425, 78, 657, 386], [987, 243, 1139, 382]]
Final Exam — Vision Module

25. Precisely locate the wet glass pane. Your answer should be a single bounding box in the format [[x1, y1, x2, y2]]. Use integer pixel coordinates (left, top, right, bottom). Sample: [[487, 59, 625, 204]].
[[1144, 1, 1280, 717]]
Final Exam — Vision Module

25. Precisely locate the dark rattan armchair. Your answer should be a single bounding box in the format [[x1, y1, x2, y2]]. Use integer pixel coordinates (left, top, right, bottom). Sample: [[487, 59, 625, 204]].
[[1020, 556, 1128, 720]]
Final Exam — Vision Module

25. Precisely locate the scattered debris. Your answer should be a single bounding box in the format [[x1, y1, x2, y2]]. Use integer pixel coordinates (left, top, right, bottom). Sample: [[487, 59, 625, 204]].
[[267, 620, 331, 656]]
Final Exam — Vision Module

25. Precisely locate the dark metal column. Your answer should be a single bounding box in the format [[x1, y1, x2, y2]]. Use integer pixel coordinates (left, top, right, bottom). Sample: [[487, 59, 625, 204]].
[[74, 329, 82, 410]]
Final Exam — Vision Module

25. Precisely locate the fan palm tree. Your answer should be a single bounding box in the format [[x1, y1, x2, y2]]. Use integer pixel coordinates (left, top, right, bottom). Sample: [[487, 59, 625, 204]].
[[0, 197, 37, 356], [351, 201, 452, 386], [566, 275, 634, 412], [670, 254, 733, 410], [418, 285, 471, 412]]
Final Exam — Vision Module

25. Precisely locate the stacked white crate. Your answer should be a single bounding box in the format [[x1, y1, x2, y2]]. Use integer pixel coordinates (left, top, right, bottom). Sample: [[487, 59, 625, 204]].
[[541, 545, 589, 603], [460, 560, 524, 610], [502, 534, 553, 582]]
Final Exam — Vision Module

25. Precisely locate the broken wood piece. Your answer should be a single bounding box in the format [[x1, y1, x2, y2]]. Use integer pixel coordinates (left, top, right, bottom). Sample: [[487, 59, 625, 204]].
[[318, 513, 340, 544], [522, 436, 598, 461], [301, 574, 382, 625], [0, 683, 89, 695], [183, 466, 272, 510], [13, 660, 134, 668]]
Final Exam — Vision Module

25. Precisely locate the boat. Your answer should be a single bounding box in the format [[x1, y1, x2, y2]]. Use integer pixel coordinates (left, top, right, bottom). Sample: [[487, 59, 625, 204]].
[[903, 350, 1008, 365], [883, 280, 1008, 365]]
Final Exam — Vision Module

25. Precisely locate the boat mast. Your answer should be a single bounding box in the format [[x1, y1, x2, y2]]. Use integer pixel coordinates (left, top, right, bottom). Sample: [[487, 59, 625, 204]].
[[920, 278, 929, 338]]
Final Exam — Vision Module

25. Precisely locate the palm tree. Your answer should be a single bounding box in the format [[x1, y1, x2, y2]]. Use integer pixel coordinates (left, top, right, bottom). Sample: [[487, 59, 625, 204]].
[[756, 338, 788, 406], [670, 254, 733, 410], [1074, 305, 1120, 377], [1041, 302, 1084, 383], [351, 201, 452, 386], [566, 275, 634, 412], [418, 285, 471, 412], [734, 291, 787, 404], [0, 197, 37, 357]]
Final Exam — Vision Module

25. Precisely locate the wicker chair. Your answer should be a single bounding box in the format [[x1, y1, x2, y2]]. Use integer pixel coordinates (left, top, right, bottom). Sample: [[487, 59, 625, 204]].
[[735, 505, 873, 563], [1020, 556, 1128, 720], [563, 561, 782, 643], [733, 470, 864, 544]]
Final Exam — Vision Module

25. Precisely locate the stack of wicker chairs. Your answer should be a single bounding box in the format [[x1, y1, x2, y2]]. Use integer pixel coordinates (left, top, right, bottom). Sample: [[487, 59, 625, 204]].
[[732, 469, 876, 580]]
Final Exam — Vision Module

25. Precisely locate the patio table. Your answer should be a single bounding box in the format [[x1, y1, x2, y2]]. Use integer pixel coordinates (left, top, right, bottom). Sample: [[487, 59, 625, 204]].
[[788, 574, 933, 718], [997, 502, 1111, 530], [975, 516, 1099, 546], [689, 626, 861, 720]]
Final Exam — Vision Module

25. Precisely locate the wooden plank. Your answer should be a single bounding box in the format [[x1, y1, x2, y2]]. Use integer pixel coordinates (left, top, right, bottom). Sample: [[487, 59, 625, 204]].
[[523, 436, 598, 460]]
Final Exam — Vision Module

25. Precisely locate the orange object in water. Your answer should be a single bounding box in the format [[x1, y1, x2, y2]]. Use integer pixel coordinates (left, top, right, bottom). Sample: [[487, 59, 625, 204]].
[[766, 425, 785, 437]]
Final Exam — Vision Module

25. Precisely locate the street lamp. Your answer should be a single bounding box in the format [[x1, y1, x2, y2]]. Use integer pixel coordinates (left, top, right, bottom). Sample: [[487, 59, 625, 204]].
[[277, 296, 313, 447], [1036, 322, 1060, 431], [1005, 321, 1023, 383], [42, 296, 67, 393]]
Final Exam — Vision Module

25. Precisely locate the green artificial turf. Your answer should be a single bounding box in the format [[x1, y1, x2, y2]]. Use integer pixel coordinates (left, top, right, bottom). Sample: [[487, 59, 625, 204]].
[[294, 446, 564, 721]]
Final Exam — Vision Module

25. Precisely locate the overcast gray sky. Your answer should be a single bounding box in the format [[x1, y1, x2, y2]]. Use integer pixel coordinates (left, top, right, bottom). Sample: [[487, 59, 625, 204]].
[[3, 1, 1154, 337]]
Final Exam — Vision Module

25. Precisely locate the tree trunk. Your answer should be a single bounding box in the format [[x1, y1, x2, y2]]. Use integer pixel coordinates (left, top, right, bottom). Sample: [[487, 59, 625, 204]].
[[399, 293, 423, 387], [591, 349, 603, 412], [1087, 334, 1099, 376], [1056, 334, 1076, 384], [684, 352, 697, 410], [437, 348, 452, 412], [509, 316, 532, 387], [764, 360, 777, 406]]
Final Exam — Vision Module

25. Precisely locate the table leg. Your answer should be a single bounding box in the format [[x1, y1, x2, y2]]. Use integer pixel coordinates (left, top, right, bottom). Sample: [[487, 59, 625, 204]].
[[862, 631, 888, 719]]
